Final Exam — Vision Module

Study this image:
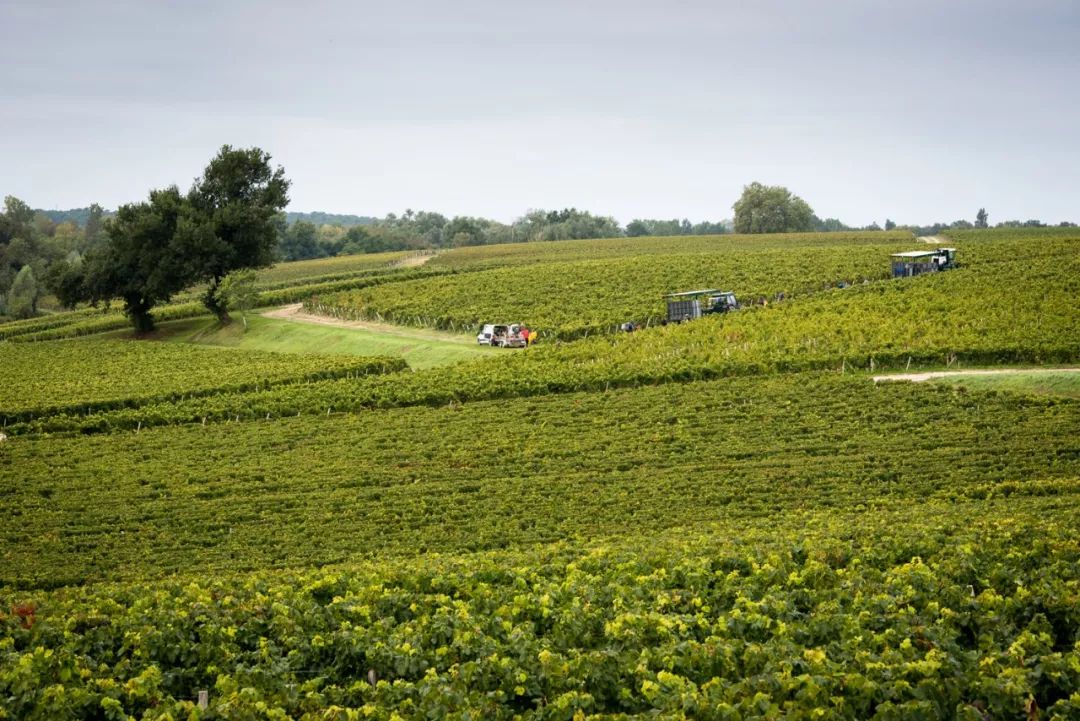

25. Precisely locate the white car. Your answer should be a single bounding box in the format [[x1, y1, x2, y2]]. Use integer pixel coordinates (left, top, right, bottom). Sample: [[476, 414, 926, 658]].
[[477, 323, 526, 347]]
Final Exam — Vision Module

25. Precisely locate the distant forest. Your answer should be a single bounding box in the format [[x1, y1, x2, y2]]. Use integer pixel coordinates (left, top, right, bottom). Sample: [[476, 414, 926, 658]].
[[38, 207, 110, 226], [37, 208, 377, 228], [28, 203, 1076, 266], [284, 211, 377, 227]]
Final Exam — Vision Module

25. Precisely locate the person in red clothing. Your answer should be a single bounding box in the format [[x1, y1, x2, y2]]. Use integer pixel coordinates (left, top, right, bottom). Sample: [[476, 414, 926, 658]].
[[520, 326, 531, 346]]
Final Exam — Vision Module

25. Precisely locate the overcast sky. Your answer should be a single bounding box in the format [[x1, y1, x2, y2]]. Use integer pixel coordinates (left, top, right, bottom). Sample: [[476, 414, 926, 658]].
[[1, 0, 1078, 226]]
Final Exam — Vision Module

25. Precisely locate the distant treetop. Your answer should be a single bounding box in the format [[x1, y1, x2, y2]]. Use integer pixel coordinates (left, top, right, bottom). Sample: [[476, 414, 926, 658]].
[[285, 211, 377, 227]]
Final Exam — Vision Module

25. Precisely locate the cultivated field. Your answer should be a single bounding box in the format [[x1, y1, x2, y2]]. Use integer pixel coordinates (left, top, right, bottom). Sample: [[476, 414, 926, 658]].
[[2, 227, 1079, 719]]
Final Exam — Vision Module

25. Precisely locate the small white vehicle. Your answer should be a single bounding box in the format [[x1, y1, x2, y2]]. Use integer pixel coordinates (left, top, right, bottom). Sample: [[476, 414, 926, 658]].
[[477, 323, 527, 348]]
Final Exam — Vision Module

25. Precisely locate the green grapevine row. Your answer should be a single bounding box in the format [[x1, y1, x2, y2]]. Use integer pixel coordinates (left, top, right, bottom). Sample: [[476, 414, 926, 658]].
[[0, 340, 406, 423], [2, 508, 1078, 719], [254, 250, 413, 284], [3, 374, 1078, 585], [429, 230, 916, 270]]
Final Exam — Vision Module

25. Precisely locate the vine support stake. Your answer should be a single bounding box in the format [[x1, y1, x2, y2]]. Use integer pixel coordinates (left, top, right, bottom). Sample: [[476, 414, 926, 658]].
[[197, 690, 208, 710]]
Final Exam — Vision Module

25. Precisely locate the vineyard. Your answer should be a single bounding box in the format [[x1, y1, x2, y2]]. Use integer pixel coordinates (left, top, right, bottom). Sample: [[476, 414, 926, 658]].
[[253, 250, 414, 284], [9, 232, 1077, 437], [2, 227, 1079, 719], [2, 504, 1078, 718], [0, 340, 405, 423], [427, 230, 915, 270], [314, 241, 917, 338], [314, 232, 1079, 340], [3, 374, 1078, 585]]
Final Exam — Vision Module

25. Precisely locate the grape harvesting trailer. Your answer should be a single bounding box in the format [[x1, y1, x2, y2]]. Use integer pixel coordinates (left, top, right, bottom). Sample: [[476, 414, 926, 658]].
[[665, 289, 739, 323], [890, 248, 957, 278]]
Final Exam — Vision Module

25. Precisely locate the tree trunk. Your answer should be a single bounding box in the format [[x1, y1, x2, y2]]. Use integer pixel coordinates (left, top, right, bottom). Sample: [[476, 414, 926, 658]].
[[124, 294, 156, 334], [203, 278, 232, 324]]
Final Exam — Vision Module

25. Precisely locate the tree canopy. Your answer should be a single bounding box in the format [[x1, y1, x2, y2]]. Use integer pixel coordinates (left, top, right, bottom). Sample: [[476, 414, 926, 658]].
[[78, 187, 189, 332], [179, 146, 290, 320], [55, 145, 290, 331], [732, 182, 816, 234]]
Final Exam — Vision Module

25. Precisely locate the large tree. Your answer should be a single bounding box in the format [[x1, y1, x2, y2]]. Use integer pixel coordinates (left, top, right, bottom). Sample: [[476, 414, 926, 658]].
[[179, 145, 290, 322], [57, 146, 289, 331], [732, 182, 815, 234], [78, 187, 189, 332], [975, 208, 989, 228]]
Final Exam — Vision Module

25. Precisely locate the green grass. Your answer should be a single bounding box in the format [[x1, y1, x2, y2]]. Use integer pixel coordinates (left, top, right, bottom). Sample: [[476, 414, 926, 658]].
[[146, 313, 495, 369], [931, 370, 1080, 399]]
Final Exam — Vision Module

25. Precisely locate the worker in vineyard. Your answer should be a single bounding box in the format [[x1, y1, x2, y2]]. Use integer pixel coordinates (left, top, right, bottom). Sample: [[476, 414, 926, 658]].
[[520, 326, 530, 345]]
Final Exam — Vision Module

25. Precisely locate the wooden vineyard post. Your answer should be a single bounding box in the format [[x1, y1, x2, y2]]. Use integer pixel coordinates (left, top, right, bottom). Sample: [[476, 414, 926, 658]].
[[197, 690, 209, 709]]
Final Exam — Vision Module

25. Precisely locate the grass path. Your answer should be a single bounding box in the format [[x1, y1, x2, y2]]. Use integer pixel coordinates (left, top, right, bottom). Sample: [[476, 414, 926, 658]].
[[127, 313, 495, 369], [872, 367, 1080, 382], [261, 303, 480, 344], [874, 367, 1080, 399], [388, 251, 438, 268]]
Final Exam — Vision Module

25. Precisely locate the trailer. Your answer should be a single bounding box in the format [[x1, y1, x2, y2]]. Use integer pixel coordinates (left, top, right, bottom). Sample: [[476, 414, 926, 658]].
[[890, 248, 957, 278], [665, 289, 738, 323]]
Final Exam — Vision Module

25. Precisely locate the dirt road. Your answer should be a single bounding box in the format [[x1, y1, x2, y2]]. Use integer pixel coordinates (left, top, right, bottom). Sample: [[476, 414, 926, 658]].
[[873, 368, 1080, 383], [261, 303, 474, 344], [389, 252, 437, 268]]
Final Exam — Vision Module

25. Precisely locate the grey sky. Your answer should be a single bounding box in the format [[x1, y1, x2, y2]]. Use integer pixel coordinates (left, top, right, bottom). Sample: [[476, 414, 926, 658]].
[[2, 0, 1078, 226]]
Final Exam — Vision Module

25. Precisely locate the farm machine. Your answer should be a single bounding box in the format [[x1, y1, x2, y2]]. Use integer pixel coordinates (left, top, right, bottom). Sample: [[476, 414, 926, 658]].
[[665, 289, 739, 323], [890, 248, 957, 278]]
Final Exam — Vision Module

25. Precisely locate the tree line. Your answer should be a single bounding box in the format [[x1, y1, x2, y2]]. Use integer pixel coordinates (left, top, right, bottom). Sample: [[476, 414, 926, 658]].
[[0, 200, 109, 319]]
